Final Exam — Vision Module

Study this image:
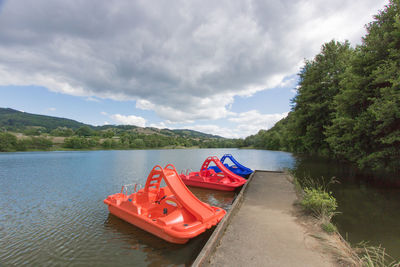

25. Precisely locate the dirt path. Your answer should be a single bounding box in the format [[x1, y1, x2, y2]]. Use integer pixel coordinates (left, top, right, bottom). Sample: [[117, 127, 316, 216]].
[[208, 171, 336, 267]]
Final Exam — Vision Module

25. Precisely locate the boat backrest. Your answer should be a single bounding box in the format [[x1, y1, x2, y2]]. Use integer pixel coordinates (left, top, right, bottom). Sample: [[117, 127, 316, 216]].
[[200, 156, 220, 172]]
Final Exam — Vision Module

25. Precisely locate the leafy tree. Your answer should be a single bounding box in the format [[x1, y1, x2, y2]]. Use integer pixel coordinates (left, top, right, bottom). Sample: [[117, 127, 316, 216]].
[[101, 129, 115, 138], [75, 126, 93, 137], [102, 138, 118, 149], [325, 1, 400, 171], [130, 138, 146, 149], [30, 137, 53, 150], [24, 127, 43, 136], [288, 40, 353, 155], [0, 132, 17, 151], [50, 127, 74, 137], [64, 136, 97, 149]]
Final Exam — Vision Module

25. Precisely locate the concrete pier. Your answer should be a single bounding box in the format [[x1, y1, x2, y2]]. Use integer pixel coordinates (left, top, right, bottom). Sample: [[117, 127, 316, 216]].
[[193, 171, 335, 267]]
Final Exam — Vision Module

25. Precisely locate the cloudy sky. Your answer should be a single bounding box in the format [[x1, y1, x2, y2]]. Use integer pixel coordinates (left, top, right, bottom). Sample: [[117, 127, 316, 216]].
[[0, 0, 387, 138]]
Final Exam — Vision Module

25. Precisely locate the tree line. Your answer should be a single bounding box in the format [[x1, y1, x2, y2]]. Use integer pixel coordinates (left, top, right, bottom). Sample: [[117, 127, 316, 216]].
[[245, 1, 400, 173], [0, 126, 241, 152]]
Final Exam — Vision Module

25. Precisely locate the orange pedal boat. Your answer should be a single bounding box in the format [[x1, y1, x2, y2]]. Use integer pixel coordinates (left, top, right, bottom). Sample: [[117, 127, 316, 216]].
[[104, 164, 226, 244], [179, 156, 247, 191]]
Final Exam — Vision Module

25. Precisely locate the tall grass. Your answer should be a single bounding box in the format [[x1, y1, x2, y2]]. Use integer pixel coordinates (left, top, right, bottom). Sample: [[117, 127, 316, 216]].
[[356, 242, 400, 267]]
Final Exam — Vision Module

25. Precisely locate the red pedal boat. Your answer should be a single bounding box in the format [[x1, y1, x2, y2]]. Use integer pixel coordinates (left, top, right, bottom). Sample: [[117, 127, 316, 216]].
[[104, 164, 226, 244], [179, 156, 247, 191]]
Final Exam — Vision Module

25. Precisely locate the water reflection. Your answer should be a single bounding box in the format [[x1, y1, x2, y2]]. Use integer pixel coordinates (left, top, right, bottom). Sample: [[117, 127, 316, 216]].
[[103, 214, 213, 267]]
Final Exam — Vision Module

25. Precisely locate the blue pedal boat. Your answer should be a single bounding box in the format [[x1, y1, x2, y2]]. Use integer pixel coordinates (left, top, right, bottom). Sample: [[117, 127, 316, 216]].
[[208, 154, 253, 178]]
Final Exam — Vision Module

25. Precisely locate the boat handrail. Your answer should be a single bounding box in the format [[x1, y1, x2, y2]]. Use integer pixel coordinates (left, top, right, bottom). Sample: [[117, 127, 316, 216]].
[[121, 183, 142, 196], [180, 168, 193, 176]]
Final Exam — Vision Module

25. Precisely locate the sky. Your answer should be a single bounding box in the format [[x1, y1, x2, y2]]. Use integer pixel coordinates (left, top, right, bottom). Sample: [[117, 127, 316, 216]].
[[0, 0, 388, 138]]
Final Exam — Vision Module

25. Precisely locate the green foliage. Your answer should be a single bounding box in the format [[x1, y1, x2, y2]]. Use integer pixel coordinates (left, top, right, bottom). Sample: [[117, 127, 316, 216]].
[[0, 108, 86, 130], [101, 129, 115, 138], [321, 222, 337, 234], [301, 187, 337, 218], [0, 132, 53, 151], [101, 138, 119, 149], [75, 126, 94, 137], [325, 1, 400, 172], [64, 136, 98, 149], [291, 40, 353, 155], [0, 132, 17, 151], [248, 1, 400, 174], [130, 138, 146, 149], [23, 127, 43, 136], [29, 137, 53, 150], [50, 127, 74, 137]]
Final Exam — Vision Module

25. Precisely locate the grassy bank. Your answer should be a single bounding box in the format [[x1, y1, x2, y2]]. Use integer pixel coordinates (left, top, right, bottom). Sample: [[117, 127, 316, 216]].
[[292, 174, 400, 267]]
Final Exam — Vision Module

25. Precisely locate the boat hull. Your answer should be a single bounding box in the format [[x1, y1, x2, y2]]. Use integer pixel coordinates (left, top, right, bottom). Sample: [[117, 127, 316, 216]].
[[181, 178, 238, 191], [107, 203, 189, 244]]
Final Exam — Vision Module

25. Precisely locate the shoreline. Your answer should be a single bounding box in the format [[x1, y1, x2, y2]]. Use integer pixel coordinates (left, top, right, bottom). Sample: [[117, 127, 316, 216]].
[[193, 171, 399, 266]]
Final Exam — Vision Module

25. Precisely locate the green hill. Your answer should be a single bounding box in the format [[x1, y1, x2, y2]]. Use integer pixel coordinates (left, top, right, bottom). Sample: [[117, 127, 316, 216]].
[[0, 107, 222, 139], [0, 108, 87, 130]]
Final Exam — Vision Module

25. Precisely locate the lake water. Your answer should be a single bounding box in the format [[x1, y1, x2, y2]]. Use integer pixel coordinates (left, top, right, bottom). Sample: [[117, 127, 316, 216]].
[[1, 149, 399, 265], [0, 149, 293, 266]]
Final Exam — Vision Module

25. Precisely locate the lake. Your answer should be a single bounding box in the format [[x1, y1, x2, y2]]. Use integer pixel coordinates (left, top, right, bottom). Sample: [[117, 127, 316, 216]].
[[0, 149, 293, 266], [1, 149, 398, 265]]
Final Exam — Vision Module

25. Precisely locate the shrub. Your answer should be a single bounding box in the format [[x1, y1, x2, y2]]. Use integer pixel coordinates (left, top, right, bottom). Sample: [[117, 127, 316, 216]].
[[321, 222, 337, 234], [301, 187, 337, 218], [30, 137, 53, 150]]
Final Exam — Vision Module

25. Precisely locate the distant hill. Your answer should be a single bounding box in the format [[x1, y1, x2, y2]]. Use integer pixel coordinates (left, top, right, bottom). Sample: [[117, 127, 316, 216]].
[[0, 108, 87, 130], [0, 107, 223, 139]]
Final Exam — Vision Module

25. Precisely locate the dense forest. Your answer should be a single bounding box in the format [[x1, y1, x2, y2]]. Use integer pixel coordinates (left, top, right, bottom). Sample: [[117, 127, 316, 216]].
[[245, 1, 400, 173], [0, 108, 240, 151]]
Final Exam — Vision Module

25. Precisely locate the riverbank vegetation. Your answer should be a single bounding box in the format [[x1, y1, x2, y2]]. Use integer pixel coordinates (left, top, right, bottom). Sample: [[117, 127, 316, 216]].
[[245, 1, 400, 174], [293, 174, 400, 266]]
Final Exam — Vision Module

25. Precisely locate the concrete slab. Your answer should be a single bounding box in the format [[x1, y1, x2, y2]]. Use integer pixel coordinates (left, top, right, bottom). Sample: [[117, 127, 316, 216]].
[[206, 171, 335, 267]]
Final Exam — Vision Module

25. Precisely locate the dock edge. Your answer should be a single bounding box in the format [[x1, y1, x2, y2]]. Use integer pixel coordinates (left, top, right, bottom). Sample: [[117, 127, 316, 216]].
[[191, 170, 284, 267]]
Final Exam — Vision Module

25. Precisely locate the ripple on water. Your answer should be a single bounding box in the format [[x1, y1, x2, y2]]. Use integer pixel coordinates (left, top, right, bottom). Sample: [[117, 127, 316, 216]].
[[1, 149, 286, 265]]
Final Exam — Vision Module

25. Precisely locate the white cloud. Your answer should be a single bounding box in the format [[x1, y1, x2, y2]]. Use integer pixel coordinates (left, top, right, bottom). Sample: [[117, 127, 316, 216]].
[[110, 114, 146, 127], [0, 0, 387, 122], [170, 110, 288, 138], [48, 107, 56, 111], [136, 99, 155, 111], [228, 110, 288, 137], [149, 121, 167, 129], [182, 124, 241, 139]]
